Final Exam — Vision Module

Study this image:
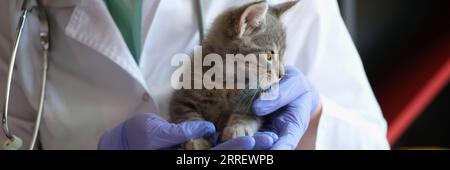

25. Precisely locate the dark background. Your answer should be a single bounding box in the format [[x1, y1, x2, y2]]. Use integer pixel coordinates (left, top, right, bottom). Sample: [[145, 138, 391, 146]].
[[338, 0, 450, 149]]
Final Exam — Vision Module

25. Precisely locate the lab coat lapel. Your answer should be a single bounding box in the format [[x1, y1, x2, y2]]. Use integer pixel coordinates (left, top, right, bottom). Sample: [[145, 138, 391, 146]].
[[64, 0, 149, 91], [142, 0, 161, 46]]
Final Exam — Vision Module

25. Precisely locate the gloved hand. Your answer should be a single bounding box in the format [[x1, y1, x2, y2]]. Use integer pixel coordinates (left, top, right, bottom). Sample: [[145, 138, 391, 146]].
[[252, 66, 321, 150], [98, 113, 278, 150]]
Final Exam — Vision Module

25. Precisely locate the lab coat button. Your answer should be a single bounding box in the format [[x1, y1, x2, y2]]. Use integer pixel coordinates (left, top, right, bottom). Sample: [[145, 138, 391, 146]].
[[142, 93, 150, 102]]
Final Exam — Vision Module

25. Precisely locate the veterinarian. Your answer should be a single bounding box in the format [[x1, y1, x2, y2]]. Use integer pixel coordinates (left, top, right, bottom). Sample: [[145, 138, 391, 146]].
[[0, 0, 389, 150]]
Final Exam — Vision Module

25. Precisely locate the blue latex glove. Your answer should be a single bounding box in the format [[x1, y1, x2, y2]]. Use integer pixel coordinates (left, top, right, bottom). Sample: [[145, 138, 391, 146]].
[[252, 66, 321, 150], [98, 113, 278, 150]]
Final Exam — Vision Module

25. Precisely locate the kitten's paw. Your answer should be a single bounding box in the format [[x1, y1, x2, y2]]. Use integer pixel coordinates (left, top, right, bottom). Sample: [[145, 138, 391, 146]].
[[183, 139, 211, 150], [222, 123, 258, 142]]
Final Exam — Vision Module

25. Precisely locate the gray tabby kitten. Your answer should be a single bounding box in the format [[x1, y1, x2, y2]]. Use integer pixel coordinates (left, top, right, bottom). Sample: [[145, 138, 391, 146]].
[[170, 0, 299, 150]]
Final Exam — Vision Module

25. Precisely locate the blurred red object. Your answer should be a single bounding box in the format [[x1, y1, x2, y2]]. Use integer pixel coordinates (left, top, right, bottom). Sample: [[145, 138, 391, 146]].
[[378, 40, 450, 145], [374, 3, 450, 145]]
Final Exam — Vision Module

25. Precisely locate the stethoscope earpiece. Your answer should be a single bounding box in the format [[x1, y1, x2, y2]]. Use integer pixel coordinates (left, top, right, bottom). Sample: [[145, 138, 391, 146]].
[[3, 135, 23, 150]]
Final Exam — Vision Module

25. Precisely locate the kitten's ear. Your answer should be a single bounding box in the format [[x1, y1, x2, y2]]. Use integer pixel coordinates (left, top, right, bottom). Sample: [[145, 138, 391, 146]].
[[272, 0, 300, 18], [237, 1, 269, 38]]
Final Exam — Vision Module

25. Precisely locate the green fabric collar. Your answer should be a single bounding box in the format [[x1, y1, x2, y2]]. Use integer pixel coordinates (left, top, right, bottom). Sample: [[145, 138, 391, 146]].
[[104, 0, 143, 64]]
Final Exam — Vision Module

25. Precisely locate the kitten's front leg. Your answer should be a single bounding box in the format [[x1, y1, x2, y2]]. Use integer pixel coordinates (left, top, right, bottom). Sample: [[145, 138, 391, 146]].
[[171, 112, 212, 150], [183, 138, 211, 150], [221, 113, 262, 141]]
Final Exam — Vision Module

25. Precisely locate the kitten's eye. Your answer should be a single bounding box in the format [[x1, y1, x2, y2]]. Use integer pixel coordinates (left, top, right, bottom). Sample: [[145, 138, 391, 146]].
[[270, 50, 275, 54]]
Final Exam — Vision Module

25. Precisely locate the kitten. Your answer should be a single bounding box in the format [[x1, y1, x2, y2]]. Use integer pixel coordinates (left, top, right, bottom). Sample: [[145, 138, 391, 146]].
[[170, 0, 299, 150]]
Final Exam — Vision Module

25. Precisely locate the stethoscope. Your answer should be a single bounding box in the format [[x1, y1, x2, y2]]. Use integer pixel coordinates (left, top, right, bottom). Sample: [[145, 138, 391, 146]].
[[1, 0, 205, 150], [2, 0, 49, 150]]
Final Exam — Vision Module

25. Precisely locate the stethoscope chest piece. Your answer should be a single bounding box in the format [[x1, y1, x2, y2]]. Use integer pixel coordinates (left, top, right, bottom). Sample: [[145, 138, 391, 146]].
[[3, 135, 23, 150]]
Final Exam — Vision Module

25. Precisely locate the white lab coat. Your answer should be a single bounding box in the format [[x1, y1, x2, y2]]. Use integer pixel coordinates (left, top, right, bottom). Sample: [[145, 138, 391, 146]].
[[0, 0, 390, 150]]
